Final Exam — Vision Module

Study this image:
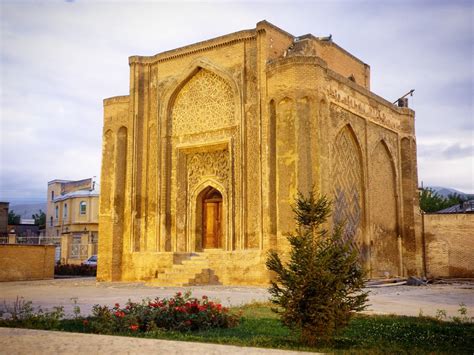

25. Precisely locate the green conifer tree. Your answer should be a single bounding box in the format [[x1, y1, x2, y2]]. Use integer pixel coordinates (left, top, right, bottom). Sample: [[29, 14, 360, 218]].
[[266, 191, 368, 345]]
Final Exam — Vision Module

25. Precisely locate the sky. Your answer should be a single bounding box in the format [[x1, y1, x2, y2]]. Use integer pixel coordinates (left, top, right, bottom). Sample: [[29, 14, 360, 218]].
[[0, 0, 473, 204]]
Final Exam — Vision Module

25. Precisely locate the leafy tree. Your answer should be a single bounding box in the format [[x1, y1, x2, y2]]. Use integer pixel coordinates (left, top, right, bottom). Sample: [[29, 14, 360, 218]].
[[420, 188, 466, 213], [8, 210, 21, 225], [32, 210, 46, 229], [446, 193, 466, 208], [266, 191, 368, 346]]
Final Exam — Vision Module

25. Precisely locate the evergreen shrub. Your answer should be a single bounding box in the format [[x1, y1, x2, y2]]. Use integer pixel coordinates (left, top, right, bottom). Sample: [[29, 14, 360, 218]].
[[266, 190, 368, 345]]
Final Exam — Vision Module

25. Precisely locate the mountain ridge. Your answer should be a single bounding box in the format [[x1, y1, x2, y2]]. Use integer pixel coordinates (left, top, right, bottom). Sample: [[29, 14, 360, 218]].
[[9, 202, 47, 219], [426, 186, 473, 200]]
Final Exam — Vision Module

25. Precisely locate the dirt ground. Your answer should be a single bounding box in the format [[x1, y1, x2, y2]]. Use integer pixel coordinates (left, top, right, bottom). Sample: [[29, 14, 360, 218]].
[[0, 278, 473, 319]]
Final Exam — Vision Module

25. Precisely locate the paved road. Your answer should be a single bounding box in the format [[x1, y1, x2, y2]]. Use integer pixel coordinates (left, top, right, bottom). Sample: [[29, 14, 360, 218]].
[[0, 278, 473, 318], [364, 282, 474, 318], [0, 278, 270, 317]]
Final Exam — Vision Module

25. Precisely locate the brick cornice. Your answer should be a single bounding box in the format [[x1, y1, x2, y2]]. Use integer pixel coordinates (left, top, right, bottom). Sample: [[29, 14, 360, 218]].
[[129, 30, 257, 65]]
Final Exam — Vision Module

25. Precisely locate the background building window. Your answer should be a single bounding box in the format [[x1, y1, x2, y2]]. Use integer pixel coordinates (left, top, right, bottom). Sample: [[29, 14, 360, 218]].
[[51, 191, 54, 200], [80, 201, 87, 214], [55, 206, 58, 219], [50, 216, 53, 227], [64, 203, 68, 218]]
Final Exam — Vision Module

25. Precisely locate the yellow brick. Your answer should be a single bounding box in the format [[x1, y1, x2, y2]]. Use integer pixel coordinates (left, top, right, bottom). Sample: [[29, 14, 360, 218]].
[[98, 21, 422, 285]]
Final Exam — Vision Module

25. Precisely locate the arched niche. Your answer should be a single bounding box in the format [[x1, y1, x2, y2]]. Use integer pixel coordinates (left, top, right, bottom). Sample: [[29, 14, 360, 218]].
[[369, 140, 400, 277], [332, 124, 365, 251], [160, 59, 241, 138], [172, 68, 235, 136], [100, 129, 114, 215]]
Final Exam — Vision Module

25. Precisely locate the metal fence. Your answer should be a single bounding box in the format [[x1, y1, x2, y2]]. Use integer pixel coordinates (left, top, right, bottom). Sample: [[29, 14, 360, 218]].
[[70, 244, 90, 259], [0, 234, 97, 263], [0, 235, 61, 246], [0, 235, 62, 262]]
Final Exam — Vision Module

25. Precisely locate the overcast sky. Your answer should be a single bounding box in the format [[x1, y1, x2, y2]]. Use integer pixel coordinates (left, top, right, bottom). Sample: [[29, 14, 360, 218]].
[[0, 0, 473, 203]]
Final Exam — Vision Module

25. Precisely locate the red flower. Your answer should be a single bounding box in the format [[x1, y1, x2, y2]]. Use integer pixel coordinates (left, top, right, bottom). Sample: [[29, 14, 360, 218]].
[[202, 295, 208, 300], [176, 292, 182, 297], [114, 311, 125, 318], [114, 303, 120, 308], [129, 324, 139, 331], [83, 319, 89, 326]]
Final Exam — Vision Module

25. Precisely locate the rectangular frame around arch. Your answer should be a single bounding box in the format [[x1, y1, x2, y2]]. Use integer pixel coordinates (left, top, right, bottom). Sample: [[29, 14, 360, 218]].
[[174, 138, 235, 252]]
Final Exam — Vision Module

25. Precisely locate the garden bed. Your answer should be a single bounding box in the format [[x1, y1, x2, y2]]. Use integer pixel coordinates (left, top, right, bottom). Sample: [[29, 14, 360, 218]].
[[0, 297, 472, 354]]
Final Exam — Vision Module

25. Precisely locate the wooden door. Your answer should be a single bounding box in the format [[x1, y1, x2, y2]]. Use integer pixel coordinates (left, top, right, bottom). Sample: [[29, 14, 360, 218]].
[[203, 197, 222, 249]]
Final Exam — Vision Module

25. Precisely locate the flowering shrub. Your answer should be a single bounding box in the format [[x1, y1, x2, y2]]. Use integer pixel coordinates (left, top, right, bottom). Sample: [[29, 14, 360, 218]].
[[87, 291, 239, 334]]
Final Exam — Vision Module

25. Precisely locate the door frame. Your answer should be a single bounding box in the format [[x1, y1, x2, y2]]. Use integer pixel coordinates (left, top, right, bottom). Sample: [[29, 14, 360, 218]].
[[188, 180, 228, 252], [202, 189, 223, 249]]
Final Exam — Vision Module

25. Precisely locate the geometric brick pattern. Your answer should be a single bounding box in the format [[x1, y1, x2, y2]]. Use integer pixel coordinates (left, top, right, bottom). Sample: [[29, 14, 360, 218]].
[[332, 125, 364, 250]]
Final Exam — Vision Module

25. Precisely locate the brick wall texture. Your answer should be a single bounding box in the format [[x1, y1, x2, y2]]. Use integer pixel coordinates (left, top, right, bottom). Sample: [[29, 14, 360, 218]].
[[0, 245, 55, 281], [424, 214, 474, 278]]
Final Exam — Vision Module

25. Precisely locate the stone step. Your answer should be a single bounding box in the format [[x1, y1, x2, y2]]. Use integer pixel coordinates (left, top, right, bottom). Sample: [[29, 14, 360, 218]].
[[155, 273, 199, 282], [181, 259, 209, 266], [162, 266, 210, 275], [155, 268, 208, 280], [150, 253, 222, 286], [163, 264, 210, 273]]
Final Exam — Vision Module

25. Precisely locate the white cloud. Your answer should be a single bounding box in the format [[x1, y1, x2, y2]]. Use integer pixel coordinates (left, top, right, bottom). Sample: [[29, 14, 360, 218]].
[[1, 0, 473, 201]]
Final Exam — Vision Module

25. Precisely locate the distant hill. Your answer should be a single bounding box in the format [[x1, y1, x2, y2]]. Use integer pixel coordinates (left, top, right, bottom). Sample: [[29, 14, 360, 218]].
[[427, 186, 471, 200], [9, 202, 47, 219]]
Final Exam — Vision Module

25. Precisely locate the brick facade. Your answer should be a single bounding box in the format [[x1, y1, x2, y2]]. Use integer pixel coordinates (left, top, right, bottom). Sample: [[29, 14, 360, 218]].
[[98, 21, 422, 284]]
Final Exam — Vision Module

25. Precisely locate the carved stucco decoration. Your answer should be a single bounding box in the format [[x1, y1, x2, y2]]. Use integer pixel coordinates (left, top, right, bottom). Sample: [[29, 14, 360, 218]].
[[172, 69, 235, 136], [187, 149, 229, 191], [327, 86, 400, 131]]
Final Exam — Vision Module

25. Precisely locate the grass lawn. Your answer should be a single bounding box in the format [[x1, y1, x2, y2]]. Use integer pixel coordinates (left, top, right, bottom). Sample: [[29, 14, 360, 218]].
[[2, 302, 473, 354]]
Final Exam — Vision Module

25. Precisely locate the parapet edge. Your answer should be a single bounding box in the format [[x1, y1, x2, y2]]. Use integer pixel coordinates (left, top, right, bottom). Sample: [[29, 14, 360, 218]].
[[103, 95, 130, 106], [129, 29, 256, 65]]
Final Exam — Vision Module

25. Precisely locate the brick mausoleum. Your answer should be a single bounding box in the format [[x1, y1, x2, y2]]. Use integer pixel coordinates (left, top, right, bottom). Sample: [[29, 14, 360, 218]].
[[97, 21, 422, 285]]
